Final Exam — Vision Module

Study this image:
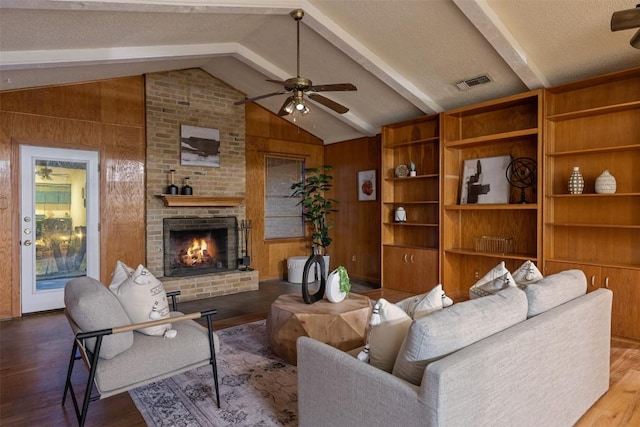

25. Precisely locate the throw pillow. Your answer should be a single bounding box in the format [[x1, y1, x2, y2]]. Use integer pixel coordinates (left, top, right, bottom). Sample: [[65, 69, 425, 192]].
[[469, 262, 516, 299], [524, 269, 587, 317], [109, 264, 172, 336], [365, 298, 413, 372], [396, 284, 450, 319], [110, 259, 134, 287], [363, 285, 451, 372], [512, 260, 543, 287], [392, 287, 528, 385]]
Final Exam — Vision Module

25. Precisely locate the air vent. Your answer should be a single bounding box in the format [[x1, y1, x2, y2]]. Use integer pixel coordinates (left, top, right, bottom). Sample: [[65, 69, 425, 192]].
[[455, 74, 492, 91]]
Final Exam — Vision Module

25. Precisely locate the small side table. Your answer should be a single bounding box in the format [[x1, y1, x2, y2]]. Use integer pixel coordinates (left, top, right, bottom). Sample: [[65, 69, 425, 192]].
[[266, 293, 371, 365]]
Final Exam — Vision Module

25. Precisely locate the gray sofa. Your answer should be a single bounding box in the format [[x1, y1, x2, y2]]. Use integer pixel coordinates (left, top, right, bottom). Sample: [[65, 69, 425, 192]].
[[298, 270, 613, 427]]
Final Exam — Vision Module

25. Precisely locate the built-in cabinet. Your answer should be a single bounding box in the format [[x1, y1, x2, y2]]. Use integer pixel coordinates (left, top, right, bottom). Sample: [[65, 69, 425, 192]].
[[440, 91, 543, 300], [543, 67, 640, 341], [381, 114, 440, 293]]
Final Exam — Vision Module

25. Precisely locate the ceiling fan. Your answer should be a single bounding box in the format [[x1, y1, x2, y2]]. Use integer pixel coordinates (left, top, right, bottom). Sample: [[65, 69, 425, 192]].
[[611, 3, 640, 48], [235, 9, 357, 116]]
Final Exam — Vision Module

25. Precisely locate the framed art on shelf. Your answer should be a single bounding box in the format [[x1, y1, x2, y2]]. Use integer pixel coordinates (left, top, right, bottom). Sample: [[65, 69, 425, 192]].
[[460, 155, 511, 205], [358, 170, 376, 201], [180, 124, 221, 167]]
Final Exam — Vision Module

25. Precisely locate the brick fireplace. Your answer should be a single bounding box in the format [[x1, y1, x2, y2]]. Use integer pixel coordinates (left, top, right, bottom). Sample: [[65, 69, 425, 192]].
[[145, 68, 258, 301]]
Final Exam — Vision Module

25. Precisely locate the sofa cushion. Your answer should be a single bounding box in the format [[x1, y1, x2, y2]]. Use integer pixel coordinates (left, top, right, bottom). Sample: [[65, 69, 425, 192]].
[[512, 260, 543, 287], [392, 287, 528, 385], [64, 276, 134, 359], [109, 264, 172, 336], [524, 269, 587, 317]]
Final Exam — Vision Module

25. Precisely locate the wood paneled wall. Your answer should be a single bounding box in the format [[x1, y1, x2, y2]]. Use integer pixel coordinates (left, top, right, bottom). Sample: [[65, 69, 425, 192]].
[[325, 136, 381, 283], [245, 103, 324, 280], [0, 77, 146, 318]]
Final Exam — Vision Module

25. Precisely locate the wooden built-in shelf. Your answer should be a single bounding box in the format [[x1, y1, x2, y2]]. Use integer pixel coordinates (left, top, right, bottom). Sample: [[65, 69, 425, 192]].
[[383, 136, 439, 148], [443, 203, 538, 210], [444, 128, 538, 148], [444, 248, 536, 261], [156, 195, 244, 207], [383, 222, 439, 227], [385, 173, 439, 181]]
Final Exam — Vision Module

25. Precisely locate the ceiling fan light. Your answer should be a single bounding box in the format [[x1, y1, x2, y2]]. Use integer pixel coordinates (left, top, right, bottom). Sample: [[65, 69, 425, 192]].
[[300, 105, 310, 115], [631, 28, 640, 49], [284, 99, 296, 114]]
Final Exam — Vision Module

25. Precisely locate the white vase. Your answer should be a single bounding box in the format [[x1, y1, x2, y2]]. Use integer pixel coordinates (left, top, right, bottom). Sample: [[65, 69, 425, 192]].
[[595, 170, 616, 194], [325, 269, 346, 303], [568, 166, 584, 194]]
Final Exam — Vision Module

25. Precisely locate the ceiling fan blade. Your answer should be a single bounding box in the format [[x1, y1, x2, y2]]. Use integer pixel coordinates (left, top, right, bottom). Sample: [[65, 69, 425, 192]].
[[611, 6, 640, 31], [234, 91, 285, 105], [277, 96, 295, 116], [309, 83, 357, 92], [266, 79, 287, 85], [308, 93, 349, 114]]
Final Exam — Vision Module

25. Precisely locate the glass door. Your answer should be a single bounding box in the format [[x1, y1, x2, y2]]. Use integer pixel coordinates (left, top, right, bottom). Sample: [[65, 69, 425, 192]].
[[20, 146, 100, 313]]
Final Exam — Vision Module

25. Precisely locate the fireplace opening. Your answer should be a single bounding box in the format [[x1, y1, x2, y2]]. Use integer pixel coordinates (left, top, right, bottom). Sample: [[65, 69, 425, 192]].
[[163, 217, 238, 277]]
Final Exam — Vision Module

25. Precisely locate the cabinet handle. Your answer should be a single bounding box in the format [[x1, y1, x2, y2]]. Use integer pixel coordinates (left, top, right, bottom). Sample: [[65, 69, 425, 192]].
[[410, 254, 415, 263], [590, 276, 596, 287], [403, 254, 408, 263], [604, 277, 609, 288]]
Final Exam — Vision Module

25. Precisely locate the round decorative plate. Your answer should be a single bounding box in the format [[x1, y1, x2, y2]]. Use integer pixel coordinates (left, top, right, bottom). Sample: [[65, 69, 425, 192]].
[[395, 164, 409, 178]]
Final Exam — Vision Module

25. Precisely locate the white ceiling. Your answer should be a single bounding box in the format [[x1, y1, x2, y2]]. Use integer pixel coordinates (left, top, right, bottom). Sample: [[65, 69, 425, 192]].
[[1, 0, 638, 144]]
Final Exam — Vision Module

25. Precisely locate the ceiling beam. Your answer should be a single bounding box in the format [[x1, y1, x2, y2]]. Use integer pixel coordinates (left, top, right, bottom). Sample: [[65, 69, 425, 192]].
[[301, 1, 443, 114], [453, 0, 549, 89]]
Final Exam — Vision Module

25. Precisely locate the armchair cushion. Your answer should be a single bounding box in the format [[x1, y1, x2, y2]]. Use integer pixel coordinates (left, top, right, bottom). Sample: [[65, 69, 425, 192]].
[[93, 318, 220, 397], [64, 277, 133, 359]]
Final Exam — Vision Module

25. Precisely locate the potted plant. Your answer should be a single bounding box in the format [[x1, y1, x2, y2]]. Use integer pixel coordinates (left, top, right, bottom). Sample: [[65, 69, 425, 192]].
[[290, 165, 338, 256], [291, 165, 338, 303]]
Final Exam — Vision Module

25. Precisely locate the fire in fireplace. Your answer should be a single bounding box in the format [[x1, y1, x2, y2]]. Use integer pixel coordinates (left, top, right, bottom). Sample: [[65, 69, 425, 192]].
[[163, 217, 238, 277]]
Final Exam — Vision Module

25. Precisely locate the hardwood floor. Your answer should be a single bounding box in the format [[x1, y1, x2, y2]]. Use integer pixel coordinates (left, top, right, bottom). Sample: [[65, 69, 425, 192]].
[[0, 281, 638, 426]]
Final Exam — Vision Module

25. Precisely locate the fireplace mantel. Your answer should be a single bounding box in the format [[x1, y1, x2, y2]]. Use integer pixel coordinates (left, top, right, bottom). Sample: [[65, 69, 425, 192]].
[[156, 195, 244, 207]]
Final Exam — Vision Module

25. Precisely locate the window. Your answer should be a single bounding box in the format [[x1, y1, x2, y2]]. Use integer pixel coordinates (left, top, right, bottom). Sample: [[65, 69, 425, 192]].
[[265, 156, 304, 240]]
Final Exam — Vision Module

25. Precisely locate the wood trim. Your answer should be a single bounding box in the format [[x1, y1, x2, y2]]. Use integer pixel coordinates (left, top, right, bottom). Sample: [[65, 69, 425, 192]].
[[155, 195, 244, 207]]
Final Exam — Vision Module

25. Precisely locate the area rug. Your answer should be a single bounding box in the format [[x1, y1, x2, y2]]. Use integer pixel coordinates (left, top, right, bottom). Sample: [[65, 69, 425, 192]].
[[129, 320, 298, 426]]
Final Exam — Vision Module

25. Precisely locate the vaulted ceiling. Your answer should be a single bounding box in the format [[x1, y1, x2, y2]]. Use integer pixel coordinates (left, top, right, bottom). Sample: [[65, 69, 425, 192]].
[[1, 0, 638, 143]]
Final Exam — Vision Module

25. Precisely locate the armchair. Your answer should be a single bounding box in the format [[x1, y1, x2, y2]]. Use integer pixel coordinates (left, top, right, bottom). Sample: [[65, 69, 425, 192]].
[[62, 276, 220, 426]]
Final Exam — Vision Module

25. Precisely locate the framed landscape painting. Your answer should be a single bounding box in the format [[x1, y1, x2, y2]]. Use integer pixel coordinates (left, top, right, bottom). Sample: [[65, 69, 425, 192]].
[[460, 155, 511, 204], [180, 124, 221, 167]]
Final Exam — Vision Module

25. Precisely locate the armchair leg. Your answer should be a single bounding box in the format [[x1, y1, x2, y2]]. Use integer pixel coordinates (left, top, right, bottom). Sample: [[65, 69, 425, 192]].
[[62, 340, 79, 405], [206, 316, 221, 408]]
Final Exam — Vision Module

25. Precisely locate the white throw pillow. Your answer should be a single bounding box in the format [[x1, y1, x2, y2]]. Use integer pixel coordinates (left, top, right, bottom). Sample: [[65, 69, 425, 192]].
[[363, 285, 450, 372], [109, 264, 172, 336], [396, 284, 448, 319], [469, 262, 516, 299], [109, 259, 134, 287], [512, 260, 544, 287], [365, 298, 412, 372]]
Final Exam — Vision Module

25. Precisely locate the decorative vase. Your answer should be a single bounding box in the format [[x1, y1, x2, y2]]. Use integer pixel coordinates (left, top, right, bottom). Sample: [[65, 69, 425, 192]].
[[567, 166, 584, 194], [325, 269, 346, 303], [595, 170, 616, 194], [394, 207, 407, 222]]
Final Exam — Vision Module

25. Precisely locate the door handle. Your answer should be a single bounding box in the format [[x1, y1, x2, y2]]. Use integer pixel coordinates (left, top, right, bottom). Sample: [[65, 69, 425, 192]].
[[410, 254, 415, 263], [590, 276, 596, 287], [604, 277, 610, 288], [403, 254, 408, 263]]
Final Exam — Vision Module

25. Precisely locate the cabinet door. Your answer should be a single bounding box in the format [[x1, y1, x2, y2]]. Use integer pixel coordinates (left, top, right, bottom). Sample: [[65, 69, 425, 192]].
[[601, 267, 640, 341], [382, 246, 413, 292], [405, 248, 439, 295], [544, 261, 601, 293]]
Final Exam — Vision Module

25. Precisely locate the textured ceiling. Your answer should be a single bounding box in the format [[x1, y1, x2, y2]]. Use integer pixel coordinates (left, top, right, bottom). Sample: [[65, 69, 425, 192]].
[[1, 0, 638, 143]]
